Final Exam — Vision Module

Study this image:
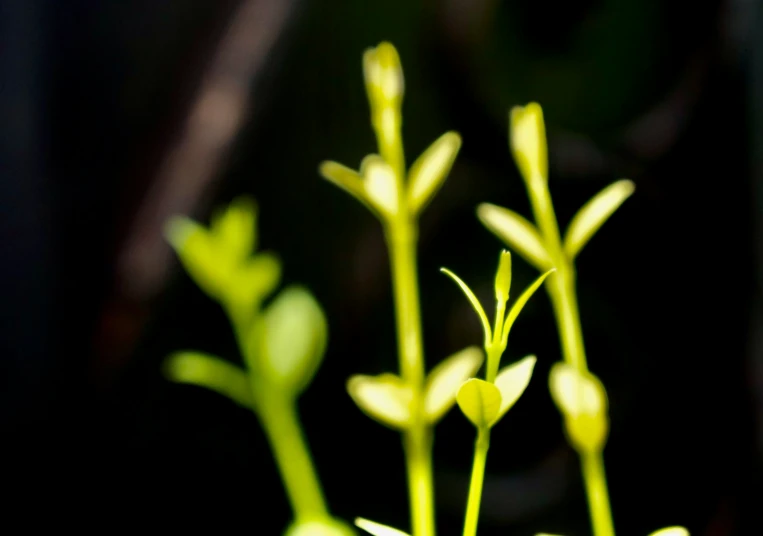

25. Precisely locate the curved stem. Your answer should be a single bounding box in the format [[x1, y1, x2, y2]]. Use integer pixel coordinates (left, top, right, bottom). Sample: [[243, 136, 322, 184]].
[[462, 428, 490, 536]]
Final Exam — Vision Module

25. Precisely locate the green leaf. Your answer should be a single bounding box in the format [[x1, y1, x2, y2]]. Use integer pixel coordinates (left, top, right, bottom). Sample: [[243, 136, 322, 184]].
[[407, 131, 461, 214], [319, 161, 372, 211], [440, 268, 491, 347], [361, 154, 398, 217], [347, 373, 412, 429], [563, 179, 635, 259], [164, 351, 253, 409], [210, 196, 257, 263], [456, 378, 502, 429], [424, 346, 484, 423], [260, 286, 328, 394], [165, 217, 227, 298], [501, 269, 555, 346], [647, 528, 689, 536], [355, 518, 410, 536], [477, 203, 551, 270], [492, 356, 536, 425]]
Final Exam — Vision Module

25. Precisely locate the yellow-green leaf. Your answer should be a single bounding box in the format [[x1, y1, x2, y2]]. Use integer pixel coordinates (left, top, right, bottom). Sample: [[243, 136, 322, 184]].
[[510, 102, 548, 183], [440, 268, 491, 347], [407, 131, 461, 214], [355, 518, 410, 536], [210, 196, 256, 263], [164, 351, 252, 409], [165, 217, 227, 298], [319, 161, 373, 211], [477, 203, 551, 270], [347, 373, 412, 429], [648, 527, 689, 536], [456, 378, 501, 429], [492, 356, 536, 425], [563, 179, 635, 259], [361, 155, 398, 217], [501, 268, 555, 346], [424, 346, 484, 423], [260, 286, 328, 394]]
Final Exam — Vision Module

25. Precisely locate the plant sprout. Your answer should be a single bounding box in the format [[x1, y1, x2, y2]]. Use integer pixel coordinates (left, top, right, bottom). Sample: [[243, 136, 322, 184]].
[[443, 250, 551, 536], [163, 197, 353, 536], [320, 42, 481, 536], [477, 103, 688, 536]]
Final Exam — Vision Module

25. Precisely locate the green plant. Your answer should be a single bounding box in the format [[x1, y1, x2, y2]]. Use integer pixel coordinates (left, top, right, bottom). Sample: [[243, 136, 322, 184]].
[[159, 41, 691, 536], [163, 198, 353, 536], [477, 103, 687, 536]]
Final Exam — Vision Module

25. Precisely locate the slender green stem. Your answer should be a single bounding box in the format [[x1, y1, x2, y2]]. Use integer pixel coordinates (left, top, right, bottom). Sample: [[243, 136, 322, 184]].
[[582, 451, 615, 536], [387, 219, 435, 536], [255, 390, 330, 522], [524, 173, 613, 534], [462, 428, 490, 536]]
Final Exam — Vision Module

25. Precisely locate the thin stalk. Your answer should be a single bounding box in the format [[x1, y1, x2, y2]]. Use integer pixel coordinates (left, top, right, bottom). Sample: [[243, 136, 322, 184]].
[[387, 219, 435, 536], [524, 172, 613, 533], [462, 428, 490, 536], [255, 391, 331, 521], [582, 451, 615, 536]]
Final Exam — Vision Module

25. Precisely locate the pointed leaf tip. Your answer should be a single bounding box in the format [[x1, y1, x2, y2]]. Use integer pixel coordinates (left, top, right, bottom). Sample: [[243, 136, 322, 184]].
[[477, 203, 551, 270], [564, 179, 635, 259], [355, 518, 410, 536], [440, 267, 492, 346], [408, 131, 462, 214]]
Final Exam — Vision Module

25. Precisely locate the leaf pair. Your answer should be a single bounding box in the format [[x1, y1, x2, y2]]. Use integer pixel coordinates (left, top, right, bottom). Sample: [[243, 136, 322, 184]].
[[456, 356, 536, 429], [441, 250, 553, 380], [165, 196, 280, 312], [347, 346, 483, 429], [320, 131, 461, 220], [166, 286, 328, 400], [548, 362, 609, 453], [478, 177, 634, 271]]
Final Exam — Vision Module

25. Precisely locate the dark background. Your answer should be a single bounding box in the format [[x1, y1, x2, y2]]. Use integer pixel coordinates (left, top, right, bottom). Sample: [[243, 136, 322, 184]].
[[1, 0, 761, 534]]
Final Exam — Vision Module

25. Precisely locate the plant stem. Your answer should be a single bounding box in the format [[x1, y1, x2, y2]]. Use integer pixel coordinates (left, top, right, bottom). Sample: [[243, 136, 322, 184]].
[[582, 451, 615, 536], [387, 218, 435, 536], [255, 390, 330, 522], [525, 173, 613, 534], [462, 428, 490, 536]]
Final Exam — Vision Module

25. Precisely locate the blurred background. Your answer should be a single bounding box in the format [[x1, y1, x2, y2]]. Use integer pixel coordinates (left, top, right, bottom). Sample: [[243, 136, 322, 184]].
[[1, 0, 761, 533]]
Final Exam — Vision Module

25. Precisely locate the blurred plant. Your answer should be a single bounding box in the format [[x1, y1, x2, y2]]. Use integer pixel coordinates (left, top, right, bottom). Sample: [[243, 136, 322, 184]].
[[320, 42, 482, 536], [163, 197, 353, 536], [478, 103, 687, 536]]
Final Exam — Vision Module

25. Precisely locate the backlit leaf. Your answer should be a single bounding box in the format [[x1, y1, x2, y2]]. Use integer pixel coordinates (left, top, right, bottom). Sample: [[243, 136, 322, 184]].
[[164, 351, 252, 409], [477, 203, 551, 270], [347, 373, 412, 429], [456, 378, 501, 429], [424, 346, 484, 423]]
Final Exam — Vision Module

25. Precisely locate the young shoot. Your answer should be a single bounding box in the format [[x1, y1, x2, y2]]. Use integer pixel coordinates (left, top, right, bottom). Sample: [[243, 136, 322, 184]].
[[321, 42, 478, 536], [163, 197, 353, 536], [441, 250, 551, 536], [479, 103, 687, 536]]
